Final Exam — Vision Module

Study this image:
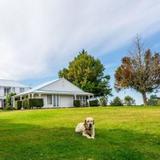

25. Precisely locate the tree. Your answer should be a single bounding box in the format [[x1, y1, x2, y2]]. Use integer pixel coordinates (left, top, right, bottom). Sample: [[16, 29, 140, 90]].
[[110, 97, 123, 106], [115, 36, 160, 105], [5, 92, 16, 109], [147, 95, 160, 106], [59, 49, 112, 97], [99, 96, 107, 106], [124, 96, 135, 106]]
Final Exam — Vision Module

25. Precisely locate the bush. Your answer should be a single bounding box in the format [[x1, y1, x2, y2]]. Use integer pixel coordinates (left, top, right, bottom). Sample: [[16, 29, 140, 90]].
[[147, 95, 160, 106], [5, 92, 16, 108], [99, 96, 107, 106], [110, 97, 123, 106], [22, 99, 30, 109], [89, 99, 99, 106], [16, 101, 22, 110], [15, 99, 43, 109], [74, 100, 81, 107], [28, 98, 43, 108], [124, 96, 135, 106], [3, 106, 13, 110]]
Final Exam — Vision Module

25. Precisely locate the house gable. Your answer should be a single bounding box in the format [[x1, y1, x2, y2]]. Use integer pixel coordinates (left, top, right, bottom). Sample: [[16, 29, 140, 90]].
[[38, 78, 84, 92]]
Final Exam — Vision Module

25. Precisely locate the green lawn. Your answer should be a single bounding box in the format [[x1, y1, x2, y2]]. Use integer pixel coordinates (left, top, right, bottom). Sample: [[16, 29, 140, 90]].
[[0, 107, 160, 160]]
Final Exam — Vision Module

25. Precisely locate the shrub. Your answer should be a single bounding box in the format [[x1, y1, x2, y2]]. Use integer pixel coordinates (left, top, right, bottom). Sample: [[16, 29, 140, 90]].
[[147, 95, 160, 106], [124, 96, 135, 106], [5, 92, 16, 108], [15, 99, 43, 109], [99, 96, 107, 106], [22, 99, 30, 109], [28, 98, 43, 108], [89, 99, 99, 106], [16, 101, 22, 110], [110, 97, 123, 106], [74, 100, 81, 107], [4, 106, 13, 110]]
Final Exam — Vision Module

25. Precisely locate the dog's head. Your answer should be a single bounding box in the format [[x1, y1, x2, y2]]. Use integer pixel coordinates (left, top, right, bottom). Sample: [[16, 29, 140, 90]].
[[84, 117, 94, 130]]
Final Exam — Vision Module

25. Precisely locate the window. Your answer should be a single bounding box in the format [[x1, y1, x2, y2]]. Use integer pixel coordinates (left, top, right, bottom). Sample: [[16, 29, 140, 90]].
[[57, 95, 59, 106], [47, 95, 52, 105], [53, 95, 56, 106], [20, 88, 25, 93], [53, 95, 59, 107], [12, 87, 15, 93], [4, 87, 11, 96]]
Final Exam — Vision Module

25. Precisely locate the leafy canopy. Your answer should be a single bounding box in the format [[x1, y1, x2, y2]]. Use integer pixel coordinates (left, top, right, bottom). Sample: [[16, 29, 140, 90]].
[[110, 97, 123, 106], [59, 49, 112, 97], [124, 96, 135, 106], [148, 95, 160, 106], [115, 36, 160, 105]]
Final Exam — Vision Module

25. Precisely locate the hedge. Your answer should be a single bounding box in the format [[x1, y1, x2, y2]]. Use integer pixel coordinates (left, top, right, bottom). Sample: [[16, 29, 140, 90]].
[[22, 99, 30, 109], [15, 98, 44, 109], [89, 99, 99, 106], [16, 101, 22, 110], [74, 100, 81, 107], [28, 98, 43, 108]]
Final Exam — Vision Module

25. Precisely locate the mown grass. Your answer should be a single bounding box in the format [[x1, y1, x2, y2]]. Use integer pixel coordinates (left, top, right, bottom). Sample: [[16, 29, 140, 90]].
[[0, 107, 160, 160]]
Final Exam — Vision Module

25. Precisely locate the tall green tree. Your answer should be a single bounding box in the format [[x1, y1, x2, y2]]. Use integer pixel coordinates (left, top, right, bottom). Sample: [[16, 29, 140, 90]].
[[110, 97, 123, 106], [115, 37, 160, 105], [148, 95, 160, 106], [124, 96, 135, 106], [59, 49, 112, 97]]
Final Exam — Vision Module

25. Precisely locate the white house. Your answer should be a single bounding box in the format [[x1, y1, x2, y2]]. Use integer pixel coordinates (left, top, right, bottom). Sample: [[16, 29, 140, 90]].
[[0, 79, 30, 108], [14, 78, 93, 108]]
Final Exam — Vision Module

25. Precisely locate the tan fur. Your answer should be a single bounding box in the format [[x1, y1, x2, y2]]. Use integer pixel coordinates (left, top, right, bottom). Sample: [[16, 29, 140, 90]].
[[75, 117, 95, 139]]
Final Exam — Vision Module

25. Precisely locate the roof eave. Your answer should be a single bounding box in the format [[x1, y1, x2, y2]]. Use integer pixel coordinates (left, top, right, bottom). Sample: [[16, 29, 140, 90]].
[[14, 90, 93, 97]]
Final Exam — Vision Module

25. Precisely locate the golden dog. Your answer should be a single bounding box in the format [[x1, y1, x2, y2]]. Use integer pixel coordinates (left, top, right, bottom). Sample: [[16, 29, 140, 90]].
[[75, 117, 95, 139]]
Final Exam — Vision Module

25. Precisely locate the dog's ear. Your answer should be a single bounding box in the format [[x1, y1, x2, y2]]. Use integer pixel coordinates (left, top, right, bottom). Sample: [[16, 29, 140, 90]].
[[84, 119, 87, 128]]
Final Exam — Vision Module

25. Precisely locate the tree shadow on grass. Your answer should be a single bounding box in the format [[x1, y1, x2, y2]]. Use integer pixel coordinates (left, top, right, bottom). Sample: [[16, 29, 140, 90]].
[[0, 120, 160, 160]]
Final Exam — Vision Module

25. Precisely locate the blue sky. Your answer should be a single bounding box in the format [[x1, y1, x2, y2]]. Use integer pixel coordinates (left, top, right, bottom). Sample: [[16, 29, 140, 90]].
[[0, 0, 160, 104]]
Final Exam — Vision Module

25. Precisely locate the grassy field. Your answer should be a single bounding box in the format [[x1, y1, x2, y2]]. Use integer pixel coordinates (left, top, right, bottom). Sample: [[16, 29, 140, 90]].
[[0, 107, 160, 160]]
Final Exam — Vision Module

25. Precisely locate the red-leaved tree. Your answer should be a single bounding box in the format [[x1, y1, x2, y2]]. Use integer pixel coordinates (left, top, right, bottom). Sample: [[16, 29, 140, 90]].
[[115, 37, 160, 105]]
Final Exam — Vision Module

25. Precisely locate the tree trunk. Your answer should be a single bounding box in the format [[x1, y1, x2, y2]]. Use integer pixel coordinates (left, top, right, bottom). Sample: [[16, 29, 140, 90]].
[[142, 92, 147, 106]]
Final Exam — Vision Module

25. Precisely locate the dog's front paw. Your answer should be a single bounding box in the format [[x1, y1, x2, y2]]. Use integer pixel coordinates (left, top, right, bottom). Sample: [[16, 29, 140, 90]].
[[91, 137, 95, 139], [87, 136, 92, 139]]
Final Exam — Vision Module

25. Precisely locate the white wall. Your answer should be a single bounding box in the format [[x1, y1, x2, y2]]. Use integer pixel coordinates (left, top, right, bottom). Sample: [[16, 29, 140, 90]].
[[0, 87, 30, 97], [43, 95, 54, 108], [0, 87, 4, 96], [0, 99, 2, 108], [15, 87, 20, 94], [60, 95, 74, 107], [42, 94, 74, 108], [15, 87, 29, 94], [43, 95, 47, 107]]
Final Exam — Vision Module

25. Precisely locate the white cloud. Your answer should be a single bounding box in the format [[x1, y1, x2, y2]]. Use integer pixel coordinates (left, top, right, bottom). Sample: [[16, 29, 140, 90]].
[[0, 0, 160, 80]]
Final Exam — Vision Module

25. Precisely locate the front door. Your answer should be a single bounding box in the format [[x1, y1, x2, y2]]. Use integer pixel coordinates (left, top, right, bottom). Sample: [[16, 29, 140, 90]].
[[53, 95, 59, 107], [47, 95, 52, 107]]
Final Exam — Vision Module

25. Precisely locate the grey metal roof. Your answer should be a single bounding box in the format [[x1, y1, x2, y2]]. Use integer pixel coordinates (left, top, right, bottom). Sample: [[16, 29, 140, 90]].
[[15, 78, 93, 97], [0, 79, 29, 88]]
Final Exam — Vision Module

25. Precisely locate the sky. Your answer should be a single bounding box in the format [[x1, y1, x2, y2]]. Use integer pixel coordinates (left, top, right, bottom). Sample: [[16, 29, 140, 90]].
[[0, 0, 160, 104]]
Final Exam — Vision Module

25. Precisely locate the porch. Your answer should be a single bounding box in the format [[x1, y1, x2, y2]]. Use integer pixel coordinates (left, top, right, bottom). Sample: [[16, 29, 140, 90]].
[[13, 93, 93, 108]]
